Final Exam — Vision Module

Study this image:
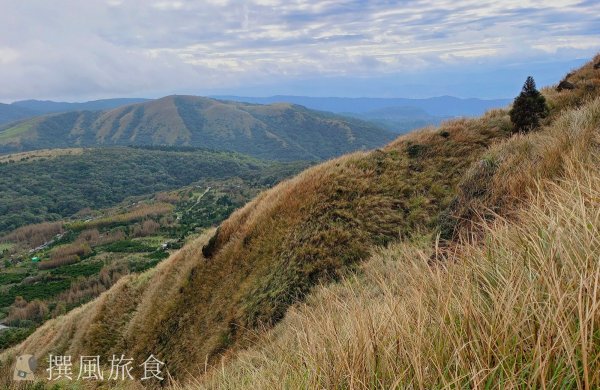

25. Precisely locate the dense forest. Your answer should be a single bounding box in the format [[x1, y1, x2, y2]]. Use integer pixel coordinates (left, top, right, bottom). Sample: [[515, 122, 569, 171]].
[[0, 147, 309, 234]]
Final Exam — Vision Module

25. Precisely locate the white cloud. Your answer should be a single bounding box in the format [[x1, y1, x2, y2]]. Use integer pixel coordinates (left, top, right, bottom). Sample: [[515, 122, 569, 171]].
[[0, 0, 597, 101], [152, 1, 185, 10], [532, 36, 600, 53], [0, 47, 20, 64]]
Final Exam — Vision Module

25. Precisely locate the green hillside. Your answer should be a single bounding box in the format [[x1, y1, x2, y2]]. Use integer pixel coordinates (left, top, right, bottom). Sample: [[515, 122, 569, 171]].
[[0, 170, 300, 352], [0, 96, 395, 161], [0, 147, 309, 234]]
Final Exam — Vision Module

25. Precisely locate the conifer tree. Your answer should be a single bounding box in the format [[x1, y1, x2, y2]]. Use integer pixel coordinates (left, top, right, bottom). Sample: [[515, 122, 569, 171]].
[[510, 76, 549, 133]]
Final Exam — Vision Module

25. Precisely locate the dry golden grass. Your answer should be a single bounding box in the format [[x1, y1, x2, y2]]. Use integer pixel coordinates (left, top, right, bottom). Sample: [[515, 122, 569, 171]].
[[37, 254, 80, 270], [183, 112, 600, 390], [36, 242, 93, 270], [0, 107, 509, 384], [163, 57, 600, 389], [442, 70, 600, 238], [1, 221, 64, 248], [543, 54, 600, 118], [0, 230, 195, 389], [69, 202, 174, 231], [143, 107, 509, 376], [5, 299, 48, 326], [0, 231, 213, 389]]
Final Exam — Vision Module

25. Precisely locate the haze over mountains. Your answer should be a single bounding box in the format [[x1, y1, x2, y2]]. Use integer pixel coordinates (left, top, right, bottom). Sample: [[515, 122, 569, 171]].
[[0, 95, 509, 127], [0, 96, 395, 161], [212, 95, 512, 132], [0, 98, 149, 126], [215, 95, 512, 116]]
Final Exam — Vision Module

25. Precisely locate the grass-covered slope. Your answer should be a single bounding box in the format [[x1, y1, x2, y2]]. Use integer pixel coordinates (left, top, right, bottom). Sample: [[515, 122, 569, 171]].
[[2, 55, 599, 389], [0, 96, 395, 161], [199, 140, 600, 389], [0, 97, 513, 381], [440, 55, 600, 241], [0, 146, 307, 234], [186, 54, 600, 389], [197, 95, 600, 389]]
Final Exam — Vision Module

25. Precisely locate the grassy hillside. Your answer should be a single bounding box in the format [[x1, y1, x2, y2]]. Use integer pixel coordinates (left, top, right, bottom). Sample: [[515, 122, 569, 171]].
[[196, 90, 600, 389], [1, 55, 598, 389], [198, 143, 600, 389], [0, 104, 36, 127], [440, 55, 600, 241], [0, 146, 308, 234], [0, 96, 395, 160]]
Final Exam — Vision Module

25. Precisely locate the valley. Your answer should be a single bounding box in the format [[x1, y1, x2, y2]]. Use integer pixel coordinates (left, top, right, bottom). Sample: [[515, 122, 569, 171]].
[[0, 146, 308, 234], [0, 148, 309, 353]]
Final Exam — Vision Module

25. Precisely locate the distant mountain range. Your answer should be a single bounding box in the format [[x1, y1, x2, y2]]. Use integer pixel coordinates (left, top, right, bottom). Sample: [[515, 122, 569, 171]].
[[213, 95, 512, 117], [0, 95, 510, 132], [0, 96, 394, 161], [0, 98, 148, 125], [214, 95, 510, 133], [342, 106, 446, 133], [12, 98, 150, 114]]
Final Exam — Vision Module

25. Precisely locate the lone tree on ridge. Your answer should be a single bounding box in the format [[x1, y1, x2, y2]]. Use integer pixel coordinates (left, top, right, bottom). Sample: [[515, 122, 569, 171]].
[[510, 76, 549, 133]]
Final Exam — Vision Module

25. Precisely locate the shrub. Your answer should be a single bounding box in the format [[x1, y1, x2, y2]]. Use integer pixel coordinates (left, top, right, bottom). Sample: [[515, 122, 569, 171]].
[[0, 327, 34, 350], [0, 279, 71, 307], [99, 239, 155, 253], [0, 273, 24, 285], [74, 203, 174, 231], [75, 228, 101, 244], [97, 230, 126, 246], [132, 219, 161, 237], [1, 222, 63, 248], [50, 261, 103, 277], [5, 298, 48, 325], [406, 143, 427, 158], [56, 263, 127, 309], [50, 242, 92, 259], [38, 255, 80, 270], [146, 250, 169, 260]]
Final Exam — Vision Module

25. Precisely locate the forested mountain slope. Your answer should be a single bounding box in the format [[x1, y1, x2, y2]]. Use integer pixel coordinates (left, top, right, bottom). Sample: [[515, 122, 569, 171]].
[[0, 147, 308, 234], [0, 96, 395, 161]]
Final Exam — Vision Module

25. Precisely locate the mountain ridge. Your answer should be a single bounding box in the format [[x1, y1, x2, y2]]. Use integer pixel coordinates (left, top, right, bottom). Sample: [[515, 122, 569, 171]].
[[212, 95, 512, 116], [0, 96, 395, 161], [0, 98, 149, 126]]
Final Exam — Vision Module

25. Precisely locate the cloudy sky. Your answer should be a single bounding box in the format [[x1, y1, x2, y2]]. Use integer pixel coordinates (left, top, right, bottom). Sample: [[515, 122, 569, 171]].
[[1, 0, 598, 102]]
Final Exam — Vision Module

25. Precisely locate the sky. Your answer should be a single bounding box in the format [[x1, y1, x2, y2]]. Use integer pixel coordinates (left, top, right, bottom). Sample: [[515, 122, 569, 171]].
[[0, 0, 598, 102]]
